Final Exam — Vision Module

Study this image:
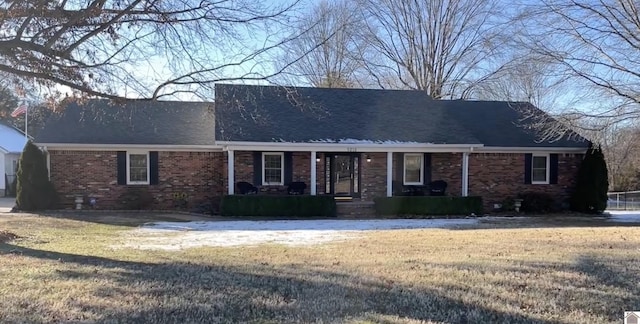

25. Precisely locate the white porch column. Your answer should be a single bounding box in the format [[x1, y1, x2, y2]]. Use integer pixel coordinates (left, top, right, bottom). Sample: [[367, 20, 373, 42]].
[[227, 150, 235, 195], [310, 151, 317, 195], [461, 152, 469, 196], [386, 152, 393, 197]]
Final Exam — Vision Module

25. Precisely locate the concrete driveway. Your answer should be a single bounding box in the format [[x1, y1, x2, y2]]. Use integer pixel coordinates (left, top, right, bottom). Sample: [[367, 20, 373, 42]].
[[0, 197, 15, 213]]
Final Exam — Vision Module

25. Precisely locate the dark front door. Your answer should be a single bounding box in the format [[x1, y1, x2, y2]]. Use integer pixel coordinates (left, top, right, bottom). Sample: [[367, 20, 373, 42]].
[[325, 154, 360, 197]]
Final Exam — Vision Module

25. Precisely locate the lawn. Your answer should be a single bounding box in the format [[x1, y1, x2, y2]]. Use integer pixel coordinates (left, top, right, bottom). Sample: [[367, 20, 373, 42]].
[[0, 213, 639, 323]]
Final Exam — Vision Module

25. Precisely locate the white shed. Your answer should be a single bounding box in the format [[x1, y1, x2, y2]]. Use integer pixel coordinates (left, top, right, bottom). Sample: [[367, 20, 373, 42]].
[[0, 122, 26, 196]]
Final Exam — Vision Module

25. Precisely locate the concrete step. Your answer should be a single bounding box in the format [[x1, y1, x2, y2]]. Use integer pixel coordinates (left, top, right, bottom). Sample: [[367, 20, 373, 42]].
[[336, 201, 375, 218]]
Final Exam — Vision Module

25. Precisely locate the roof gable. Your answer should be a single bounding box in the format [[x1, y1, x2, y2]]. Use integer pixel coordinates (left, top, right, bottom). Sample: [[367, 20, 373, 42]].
[[215, 85, 481, 144], [214, 84, 589, 148], [0, 122, 27, 153]]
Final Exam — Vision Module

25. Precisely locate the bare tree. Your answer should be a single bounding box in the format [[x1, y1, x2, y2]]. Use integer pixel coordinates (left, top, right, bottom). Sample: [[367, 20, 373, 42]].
[[471, 54, 565, 106], [0, 0, 322, 101], [357, 0, 507, 98], [469, 52, 594, 141], [277, 0, 367, 88], [601, 123, 640, 191], [518, 0, 640, 125]]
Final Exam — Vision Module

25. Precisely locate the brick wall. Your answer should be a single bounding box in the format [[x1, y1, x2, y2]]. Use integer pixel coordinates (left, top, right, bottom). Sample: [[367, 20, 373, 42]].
[[468, 153, 583, 210], [366, 152, 583, 210], [233, 151, 253, 184], [49, 150, 224, 209], [230, 151, 390, 200], [361, 152, 387, 200], [432, 153, 463, 196], [228, 151, 318, 193], [50, 150, 581, 211]]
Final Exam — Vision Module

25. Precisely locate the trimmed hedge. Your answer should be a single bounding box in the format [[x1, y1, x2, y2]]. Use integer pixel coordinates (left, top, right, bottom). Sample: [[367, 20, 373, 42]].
[[220, 195, 337, 217], [374, 196, 483, 216]]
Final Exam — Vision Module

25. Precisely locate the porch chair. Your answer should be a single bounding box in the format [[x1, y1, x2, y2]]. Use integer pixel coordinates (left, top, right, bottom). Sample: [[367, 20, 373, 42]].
[[429, 180, 448, 196], [287, 181, 307, 195], [392, 181, 426, 196], [236, 181, 258, 195]]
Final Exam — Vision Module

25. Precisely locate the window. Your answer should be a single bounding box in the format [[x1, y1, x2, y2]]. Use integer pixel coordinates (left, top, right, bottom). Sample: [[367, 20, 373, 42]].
[[531, 154, 549, 184], [12, 160, 18, 175], [263, 152, 284, 185], [127, 152, 149, 184], [404, 154, 423, 185]]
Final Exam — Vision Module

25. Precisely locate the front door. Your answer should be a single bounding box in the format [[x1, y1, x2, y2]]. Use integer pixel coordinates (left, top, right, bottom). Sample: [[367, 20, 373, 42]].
[[325, 154, 360, 197]]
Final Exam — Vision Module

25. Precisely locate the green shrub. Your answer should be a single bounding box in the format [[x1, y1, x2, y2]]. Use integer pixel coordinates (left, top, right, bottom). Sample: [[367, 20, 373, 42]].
[[16, 141, 58, 211], [190, 196, 223, 215], [517, 192, 558, 213], [373, 196, 483, 216], [118, 187, 155, 210], [570, 146, 609, 214], [220, 195, 337, 217], [501, 197, 516, 212]]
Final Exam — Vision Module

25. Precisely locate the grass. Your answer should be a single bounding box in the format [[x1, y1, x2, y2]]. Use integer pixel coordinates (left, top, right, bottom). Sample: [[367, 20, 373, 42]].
[[0, 213, 639, 323]]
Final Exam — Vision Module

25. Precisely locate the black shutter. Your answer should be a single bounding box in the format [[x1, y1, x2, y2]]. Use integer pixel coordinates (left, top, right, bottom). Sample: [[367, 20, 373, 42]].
[[284, 152, 293, 185], [549, 153, 559, 184], [117, 151, 127, 185], [423, 153, 432, 184], [253, 151, 262, 186], [394, 153, 404, 188], [524, 153, 532, 184], [149, 151, 159, 185]]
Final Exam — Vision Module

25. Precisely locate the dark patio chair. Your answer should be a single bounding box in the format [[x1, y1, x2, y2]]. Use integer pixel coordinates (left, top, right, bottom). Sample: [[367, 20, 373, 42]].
[[287, 181, 307, 195], [393, 181, 427, 196], [236, 181, 258, 195], [429, 180, 447, 196]]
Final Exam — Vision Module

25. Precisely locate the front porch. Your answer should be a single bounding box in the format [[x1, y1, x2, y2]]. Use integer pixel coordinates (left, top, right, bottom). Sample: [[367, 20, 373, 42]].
[[224, 145, 477, 202]]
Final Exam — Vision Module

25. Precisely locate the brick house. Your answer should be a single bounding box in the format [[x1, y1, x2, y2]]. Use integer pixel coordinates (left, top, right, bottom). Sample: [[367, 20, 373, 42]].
[[35, 84, 590, 211]]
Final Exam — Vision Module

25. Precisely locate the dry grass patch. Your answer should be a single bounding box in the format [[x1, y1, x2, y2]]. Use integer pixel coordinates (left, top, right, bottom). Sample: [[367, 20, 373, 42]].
[[0, 214, 639, 323], [0, 230, 19, 243]]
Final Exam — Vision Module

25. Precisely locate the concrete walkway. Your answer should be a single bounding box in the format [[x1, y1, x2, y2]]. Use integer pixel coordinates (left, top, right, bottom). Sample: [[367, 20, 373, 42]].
[[0, 197, 15, 213]]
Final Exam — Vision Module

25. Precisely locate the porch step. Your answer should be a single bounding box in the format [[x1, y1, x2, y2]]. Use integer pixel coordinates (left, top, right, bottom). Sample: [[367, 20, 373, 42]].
[[336, 201, 375, 218]]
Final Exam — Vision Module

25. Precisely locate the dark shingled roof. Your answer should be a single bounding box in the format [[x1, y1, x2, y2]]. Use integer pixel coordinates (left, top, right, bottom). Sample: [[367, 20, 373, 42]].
[[36, 100, 215, 145], [214, 84, 589, 148]]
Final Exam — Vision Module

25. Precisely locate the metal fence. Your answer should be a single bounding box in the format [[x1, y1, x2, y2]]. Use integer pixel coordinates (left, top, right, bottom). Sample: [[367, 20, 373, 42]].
[[607, 190, 640, 210]]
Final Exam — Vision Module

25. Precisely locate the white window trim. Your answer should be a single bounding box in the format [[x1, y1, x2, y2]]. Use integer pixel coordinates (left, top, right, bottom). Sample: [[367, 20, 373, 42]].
[[531, 153, 550, 185], [403, 153, 424, 185], [126, 151, 150, 185], [262, 152, 284, 185]]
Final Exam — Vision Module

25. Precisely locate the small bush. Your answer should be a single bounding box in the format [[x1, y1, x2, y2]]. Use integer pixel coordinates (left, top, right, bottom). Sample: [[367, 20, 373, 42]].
[[119, 188, 155, 210], [220, 195, 336, 217], [501, 197, 516, 212], [374, 196, 483, 216], [190, 196, 223, 215], [517, 192, 558, 213]]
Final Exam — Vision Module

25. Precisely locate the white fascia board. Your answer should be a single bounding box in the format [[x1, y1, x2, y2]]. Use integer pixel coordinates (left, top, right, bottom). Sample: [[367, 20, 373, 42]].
[[0, 146, 8, 154], [474, 146, 589, 154], [36, 143, 223, 152], [217, 141, 484, 153]]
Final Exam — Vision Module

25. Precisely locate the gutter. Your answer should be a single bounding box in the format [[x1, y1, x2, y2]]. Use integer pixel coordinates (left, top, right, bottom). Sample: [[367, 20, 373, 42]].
[[217, 141, 484, 153], [35, 143, 223, 152]]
